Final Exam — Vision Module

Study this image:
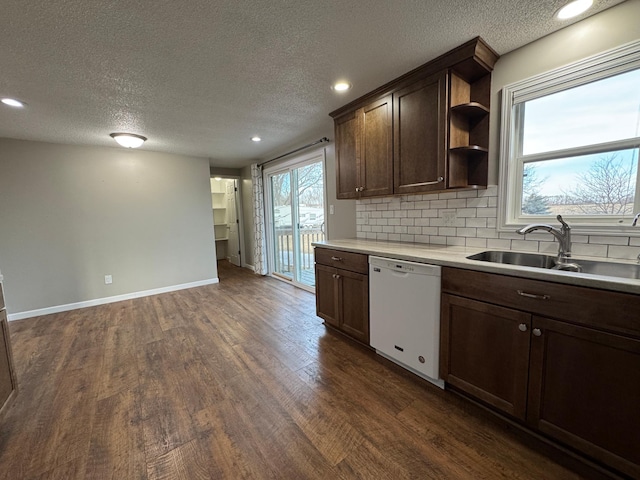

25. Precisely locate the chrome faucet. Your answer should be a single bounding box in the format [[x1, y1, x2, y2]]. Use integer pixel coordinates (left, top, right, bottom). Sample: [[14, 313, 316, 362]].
[[632, 213, 640, 226], [516, 215, 572, 264]]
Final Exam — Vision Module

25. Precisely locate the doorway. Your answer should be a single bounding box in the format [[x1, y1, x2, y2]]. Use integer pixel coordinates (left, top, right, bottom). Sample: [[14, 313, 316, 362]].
[[210, 177, 243, 267], [264, 151, 326, 291]]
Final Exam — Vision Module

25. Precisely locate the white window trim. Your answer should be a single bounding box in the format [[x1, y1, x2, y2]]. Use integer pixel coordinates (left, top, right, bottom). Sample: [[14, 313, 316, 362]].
[[498, 39, 640, 236]]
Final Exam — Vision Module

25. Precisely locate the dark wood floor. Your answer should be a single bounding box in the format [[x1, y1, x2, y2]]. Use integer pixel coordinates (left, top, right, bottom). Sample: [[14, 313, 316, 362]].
[[0, 261, 585, 479]]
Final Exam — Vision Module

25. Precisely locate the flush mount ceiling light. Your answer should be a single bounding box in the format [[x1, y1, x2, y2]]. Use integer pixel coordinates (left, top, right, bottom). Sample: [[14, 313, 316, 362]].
[[110, 133, 147, 148], [332, 81, 352, 92], [556, 0, 593, 19], [251, 136, 262, 142], [1, 98, 25, 108]]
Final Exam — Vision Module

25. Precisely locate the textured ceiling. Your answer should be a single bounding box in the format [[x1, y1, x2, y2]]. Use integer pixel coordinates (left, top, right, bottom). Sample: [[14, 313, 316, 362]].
[[0, 0, 627, 168]]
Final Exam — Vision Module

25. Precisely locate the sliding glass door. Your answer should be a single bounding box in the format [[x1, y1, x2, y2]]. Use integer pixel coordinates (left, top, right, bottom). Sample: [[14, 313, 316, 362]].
[[265, 152, 326, 291]]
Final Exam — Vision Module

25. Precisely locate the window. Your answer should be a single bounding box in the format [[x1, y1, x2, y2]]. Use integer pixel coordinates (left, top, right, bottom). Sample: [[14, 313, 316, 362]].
[[499, 40, 640, 233]]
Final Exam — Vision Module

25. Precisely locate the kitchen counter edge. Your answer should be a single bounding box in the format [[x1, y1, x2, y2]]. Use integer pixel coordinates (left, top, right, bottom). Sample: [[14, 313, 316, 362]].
[[313, 239, 640, 295]]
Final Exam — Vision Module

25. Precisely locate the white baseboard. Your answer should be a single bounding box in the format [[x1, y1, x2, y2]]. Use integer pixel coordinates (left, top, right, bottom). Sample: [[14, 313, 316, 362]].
[[7, 277, 219, 321], [242, 263, 255, 272]]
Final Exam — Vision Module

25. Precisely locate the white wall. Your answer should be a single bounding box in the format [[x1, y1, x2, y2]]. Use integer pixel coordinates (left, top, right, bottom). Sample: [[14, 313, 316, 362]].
[[0, 138, 218, 315]]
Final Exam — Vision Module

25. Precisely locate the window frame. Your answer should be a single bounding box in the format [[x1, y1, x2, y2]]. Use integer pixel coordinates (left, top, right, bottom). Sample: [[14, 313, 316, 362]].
[[498, 39, 640, 236]]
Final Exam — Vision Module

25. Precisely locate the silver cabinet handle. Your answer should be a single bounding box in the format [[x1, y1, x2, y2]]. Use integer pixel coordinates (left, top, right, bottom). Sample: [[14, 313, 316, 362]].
[[355, 187, 359, 192], [424, 176, 445, 186], [517, 290, 550, 300], [533, 328, 542, 337], [331, 256, 343, 261], [518, 323, 528, 332]]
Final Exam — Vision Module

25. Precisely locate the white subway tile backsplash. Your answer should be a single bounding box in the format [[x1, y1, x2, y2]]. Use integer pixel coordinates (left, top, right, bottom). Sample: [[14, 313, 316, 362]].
[[447, 237, 466, 246], [571, 243, 609, 258], [456, 208, 477, 218], [447, 199, 467, 208], [466, 218, 487, 228], [477, 228, 498, 238], [438, 192, 458, 200], [588, 236, 629, 246], [438, 227, 457, 236], [456, 190, 478, 198], [466, 197, 489, 208], [477, 207, 497, 218], [456, 228, 477, 238], [355, 186, 638, 260], [466, 237, 487, 248], [487, 239, 512, 249], [538, 241, 557, 254], [511, 240, 539, 252], [607, 245, 640, 260]]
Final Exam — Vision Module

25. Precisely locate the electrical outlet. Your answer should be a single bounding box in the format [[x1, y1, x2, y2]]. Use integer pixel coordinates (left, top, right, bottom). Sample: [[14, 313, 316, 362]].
[[104, 275, 113, 285]]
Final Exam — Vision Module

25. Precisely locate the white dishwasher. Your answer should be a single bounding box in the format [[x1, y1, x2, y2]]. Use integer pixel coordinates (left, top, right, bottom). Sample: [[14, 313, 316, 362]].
[[369, 256, 444, 388]]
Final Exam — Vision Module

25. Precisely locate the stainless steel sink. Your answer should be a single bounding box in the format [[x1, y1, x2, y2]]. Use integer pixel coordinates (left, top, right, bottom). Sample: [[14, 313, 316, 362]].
[[466, 251, 557, 269], [466, 251, 640, 280]]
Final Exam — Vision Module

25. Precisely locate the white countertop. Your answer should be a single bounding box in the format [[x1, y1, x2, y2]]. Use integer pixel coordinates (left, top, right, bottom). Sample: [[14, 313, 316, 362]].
[[314, 238, 640, 295]]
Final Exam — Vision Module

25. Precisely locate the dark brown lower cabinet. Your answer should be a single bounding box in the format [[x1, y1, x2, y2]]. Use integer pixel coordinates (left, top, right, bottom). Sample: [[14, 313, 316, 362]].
[[440, 267, 640, 479], [527, 316, 640, 478], [440, 294, 530, 419], [315, 248, 369, 345], [0, 309, 18, 420]]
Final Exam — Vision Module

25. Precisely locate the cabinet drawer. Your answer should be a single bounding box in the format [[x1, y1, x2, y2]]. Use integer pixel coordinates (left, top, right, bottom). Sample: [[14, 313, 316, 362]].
[[442, 267, 640, 338], [315, 248, 368, 275]]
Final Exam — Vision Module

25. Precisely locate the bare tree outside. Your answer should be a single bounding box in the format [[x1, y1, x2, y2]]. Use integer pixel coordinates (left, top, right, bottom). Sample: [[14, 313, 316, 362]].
[[560, 153, 636, 215], [521, 164, 550, 215]]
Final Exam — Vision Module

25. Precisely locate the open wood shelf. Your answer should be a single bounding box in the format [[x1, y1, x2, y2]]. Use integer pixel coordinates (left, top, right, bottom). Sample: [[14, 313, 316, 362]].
[[450, 102, 489, 118]]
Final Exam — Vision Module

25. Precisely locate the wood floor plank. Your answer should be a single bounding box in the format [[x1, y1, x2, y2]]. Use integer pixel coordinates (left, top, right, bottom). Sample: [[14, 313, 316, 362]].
[[0, 261, 599, 479], [85, 388, 147, 480]]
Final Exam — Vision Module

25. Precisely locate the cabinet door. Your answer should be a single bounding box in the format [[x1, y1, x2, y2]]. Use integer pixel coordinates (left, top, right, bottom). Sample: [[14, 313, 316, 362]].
[[393, 72, 447, 194], [334, 111, 359, 199], [528, 316, 640, 478], [337, 269, 369, 345], [315, 264, 339, 328], [358, 95, 393, 197], [0, 311, 17, 416], [440, 294, 531, 419]]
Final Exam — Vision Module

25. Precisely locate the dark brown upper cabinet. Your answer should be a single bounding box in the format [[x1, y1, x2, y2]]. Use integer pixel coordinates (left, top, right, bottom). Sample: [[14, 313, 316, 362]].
[[335, 96, 393, 199], [330, 37, 498, 198]]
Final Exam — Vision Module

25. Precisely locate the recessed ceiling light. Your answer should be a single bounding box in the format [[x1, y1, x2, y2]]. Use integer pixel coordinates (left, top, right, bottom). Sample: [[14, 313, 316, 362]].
[[332, 82, 352, 92], [556, 0, 593, 19], [1, 98, 25, 108], [251, 136, 262, 142], [110, 133, 147, 148]]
